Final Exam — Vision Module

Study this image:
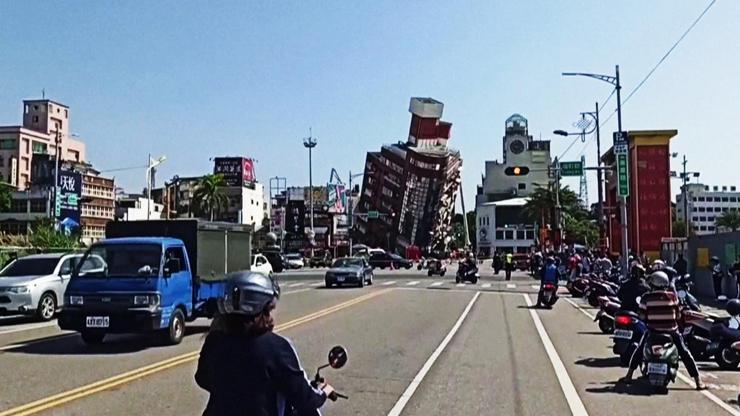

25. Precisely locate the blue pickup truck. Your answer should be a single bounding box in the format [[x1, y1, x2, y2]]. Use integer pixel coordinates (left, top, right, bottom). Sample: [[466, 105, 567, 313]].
[[58, 220, 252, 345]]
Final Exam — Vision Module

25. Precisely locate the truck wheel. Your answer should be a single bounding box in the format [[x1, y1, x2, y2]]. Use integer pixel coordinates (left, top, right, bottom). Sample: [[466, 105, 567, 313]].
[[81, 331, 105, 345], [36, 292, 57, 321], [164, 309, 186, 345]]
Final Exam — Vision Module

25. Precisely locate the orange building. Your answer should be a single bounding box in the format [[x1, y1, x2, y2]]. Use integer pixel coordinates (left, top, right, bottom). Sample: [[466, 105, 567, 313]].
[[603, 130, 677, 260]]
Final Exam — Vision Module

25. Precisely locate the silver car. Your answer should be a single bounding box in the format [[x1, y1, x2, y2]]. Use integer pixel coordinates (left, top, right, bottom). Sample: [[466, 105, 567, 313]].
[[0, 253, 83, 321]]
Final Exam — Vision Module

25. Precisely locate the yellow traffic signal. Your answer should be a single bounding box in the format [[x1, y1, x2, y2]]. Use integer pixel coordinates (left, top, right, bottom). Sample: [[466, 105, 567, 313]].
[[505, 166, 530, 176]]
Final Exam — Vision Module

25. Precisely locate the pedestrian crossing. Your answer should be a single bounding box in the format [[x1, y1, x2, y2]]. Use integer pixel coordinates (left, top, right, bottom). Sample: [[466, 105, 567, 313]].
[[280, 279, 541, 291]]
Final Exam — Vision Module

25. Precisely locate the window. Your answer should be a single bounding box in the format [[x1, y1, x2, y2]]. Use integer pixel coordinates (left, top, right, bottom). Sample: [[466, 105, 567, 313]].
[[708, 226, 716, 231], [518, 183, 526, 190], [715, 207, 722, 212], [715, 197, 721, 202], [526, 230, 535, 240], [700, 226, 707, 231], [722, 197, 729, 202], [64, 109, 68, 119], [692, 207, 698, 212], [516, 230, 525, 240], [698, 197, 705, 202], [32, 142, 47, 154], [32, 115, 39, 123], [0, 157, 3, 167], [698, 207, 706, 212], [164, 247, 188, 272], [495, 230, 504, 240], [731, 197, 738, 203], [0, 139, 17, 150], [723, 208, 729, 212], [504, 230, 514, 240], [693, 197, 698, 202], [693, 217, 699, 222], [708, 216, 715, 222]]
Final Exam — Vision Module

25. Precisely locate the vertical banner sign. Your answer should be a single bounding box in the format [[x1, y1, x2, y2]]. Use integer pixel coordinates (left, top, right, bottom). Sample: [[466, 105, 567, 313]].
[[617, 153, 629, 197], [56, 170, 82, 224], [242, 159, 255, 183]]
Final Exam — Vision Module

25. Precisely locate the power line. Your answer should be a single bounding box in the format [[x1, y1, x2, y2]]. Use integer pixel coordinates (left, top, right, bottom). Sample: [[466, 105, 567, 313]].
[[561, 0, 717, 159]]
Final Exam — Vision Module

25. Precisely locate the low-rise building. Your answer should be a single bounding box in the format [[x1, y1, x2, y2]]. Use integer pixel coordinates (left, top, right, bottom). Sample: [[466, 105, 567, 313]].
[[115, 195, 164, 221]]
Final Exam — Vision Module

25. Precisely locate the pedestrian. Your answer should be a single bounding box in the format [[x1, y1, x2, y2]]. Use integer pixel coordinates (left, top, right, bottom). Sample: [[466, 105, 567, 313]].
[[492, 250, 502, 275], [504, 252, 513, 281], [711, 256, 726, 301], [730, 257, 740, 299], [196, 272, 336, 415], [673, 253, 688, 277], [619, 271, 706, 390]]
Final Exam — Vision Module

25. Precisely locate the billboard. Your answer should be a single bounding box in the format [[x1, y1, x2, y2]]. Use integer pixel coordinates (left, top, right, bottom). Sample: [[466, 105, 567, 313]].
[[634, 145, 671, 252], [213, 157, 256, 187], [327, 184, 347, 213], [55, 170, 82, 227], [285, 200, 306, 236]]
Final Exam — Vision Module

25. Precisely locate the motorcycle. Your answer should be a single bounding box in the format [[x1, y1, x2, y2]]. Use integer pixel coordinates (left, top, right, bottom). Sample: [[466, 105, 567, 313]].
[[417, 258, 428, 271], [538, 282, 558, 308], [456, 262, 479, 284], [612, 309, 647, 367], [585, 278, 619, 307], [681, 309, 718, 361], [427, 259, 447, 277], [566, 274, 590, 297], [594, 295, 621, 334], [675, 274, 701, 312], [642, 332, 679, 393]]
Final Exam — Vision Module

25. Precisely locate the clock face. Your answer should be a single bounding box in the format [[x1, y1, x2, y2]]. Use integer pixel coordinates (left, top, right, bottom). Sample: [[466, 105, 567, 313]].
[[509, 140, 525, 155]]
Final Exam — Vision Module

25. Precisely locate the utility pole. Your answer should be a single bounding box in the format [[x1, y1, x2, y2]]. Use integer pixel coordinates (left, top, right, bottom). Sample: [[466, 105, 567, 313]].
[[594, 102, 605, 250], [554, 157, 562, 251], [459, 177, 471, 250], [682, 155, 689, 232], [303, 130, 317, 256], [53, 129, 61, 222], [615, 65, 629, 278]]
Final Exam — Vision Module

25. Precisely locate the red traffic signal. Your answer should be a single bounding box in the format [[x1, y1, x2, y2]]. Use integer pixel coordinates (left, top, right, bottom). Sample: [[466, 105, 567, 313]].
[[504, 166, 530, 176]]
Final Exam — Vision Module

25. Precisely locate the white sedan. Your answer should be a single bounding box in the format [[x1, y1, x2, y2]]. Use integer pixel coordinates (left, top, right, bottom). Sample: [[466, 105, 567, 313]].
[[251, 254, 273, 276]]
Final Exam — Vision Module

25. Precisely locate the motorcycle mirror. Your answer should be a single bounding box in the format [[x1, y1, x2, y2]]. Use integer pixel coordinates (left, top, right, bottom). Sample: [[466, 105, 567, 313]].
[[328, 345, 348, 369]]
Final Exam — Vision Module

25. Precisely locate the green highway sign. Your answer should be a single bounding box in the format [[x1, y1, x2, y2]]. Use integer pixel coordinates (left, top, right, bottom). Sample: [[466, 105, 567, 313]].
[[367, 210, 379, 219], [559, 161, 583, 177], [617, 153, 629, 197]]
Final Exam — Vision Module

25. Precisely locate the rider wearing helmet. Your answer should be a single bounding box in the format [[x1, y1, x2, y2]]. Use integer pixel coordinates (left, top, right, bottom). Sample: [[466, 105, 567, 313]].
[[195, 272, 335, 415], [620, 271, 705, 390], [536, 257, 559, 308], [711, 256, 726, 300], [617, 264, 650, 313], [650, 259, 666, 274]]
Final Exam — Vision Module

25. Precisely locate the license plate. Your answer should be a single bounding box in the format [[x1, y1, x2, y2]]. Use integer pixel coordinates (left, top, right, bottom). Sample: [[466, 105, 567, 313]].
[[683, 326, 692, 336], [336, 276, 345, 282], [647, 362, 668, 375], [544, 291, 552, 297], [614, 329, 633, 339], [85, 316, 109, 328]]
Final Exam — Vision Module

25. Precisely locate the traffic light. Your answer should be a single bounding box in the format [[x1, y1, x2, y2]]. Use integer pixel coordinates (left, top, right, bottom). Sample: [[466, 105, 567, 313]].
[[504, 166, 530, 176]]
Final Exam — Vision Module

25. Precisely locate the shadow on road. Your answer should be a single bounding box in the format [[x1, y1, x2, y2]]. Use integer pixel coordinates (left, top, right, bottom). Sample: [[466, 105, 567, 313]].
[[578, 331, 608, 335], [3, 325, 209, 355], [575, 356, 622, 368], [585, 379, 694, 396], [0, 316, 42, 327]]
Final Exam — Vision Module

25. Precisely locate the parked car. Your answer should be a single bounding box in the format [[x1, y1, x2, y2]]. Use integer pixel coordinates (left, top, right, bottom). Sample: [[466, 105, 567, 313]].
[[284, 253, 304, 269], [512, 254, 530, 271], [309, 253, 332, 268], [325, 257, 373, 288], [0, 252, 85, 321], [251, 253, 273, 276], [368, 252, 412, 270]]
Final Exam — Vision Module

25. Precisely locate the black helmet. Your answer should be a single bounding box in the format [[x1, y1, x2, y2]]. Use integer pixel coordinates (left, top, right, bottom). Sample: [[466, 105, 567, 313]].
[[711, 256, 720, 262], [219, 272, 280, 316], [727, 299, 740, 316]]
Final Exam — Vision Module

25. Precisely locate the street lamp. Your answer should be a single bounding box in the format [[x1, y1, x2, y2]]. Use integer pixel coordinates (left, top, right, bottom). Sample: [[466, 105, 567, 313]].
[[563, 65, 628, 277], [146, 154, 167, 220], [553, 102, 605, 249], [303, 131, 317, 255], [347, 170, 364, 256]]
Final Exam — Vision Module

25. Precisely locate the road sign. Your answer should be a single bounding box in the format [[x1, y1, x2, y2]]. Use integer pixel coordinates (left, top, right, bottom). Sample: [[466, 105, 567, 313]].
[[613, 131, 628, 145], [367, 210, 379, 219], [614, 143, 628, 155], [617, 153, 629, 197], [559, 161, 583, 177]]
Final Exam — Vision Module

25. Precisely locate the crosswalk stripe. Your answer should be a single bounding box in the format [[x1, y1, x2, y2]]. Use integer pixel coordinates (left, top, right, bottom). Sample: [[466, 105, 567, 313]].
[[382, 281, 397, 286], [506, 284, 516, 289], [456, 283, 465, 287], [312, 281, 324, 287], [430, 282, 444, 287], [482, 283, 491, 288], [289, 283, 304, 287], [407, 281, 420, 286], [531, 285, 540, 289]]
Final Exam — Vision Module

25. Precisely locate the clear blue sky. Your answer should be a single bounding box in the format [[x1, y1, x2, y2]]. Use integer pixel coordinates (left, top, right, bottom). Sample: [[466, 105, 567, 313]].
[[1, 1, 736, 208]]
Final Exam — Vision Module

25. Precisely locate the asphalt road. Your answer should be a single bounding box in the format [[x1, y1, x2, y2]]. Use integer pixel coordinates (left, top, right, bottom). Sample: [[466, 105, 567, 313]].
[[1, 269, 740, 415]]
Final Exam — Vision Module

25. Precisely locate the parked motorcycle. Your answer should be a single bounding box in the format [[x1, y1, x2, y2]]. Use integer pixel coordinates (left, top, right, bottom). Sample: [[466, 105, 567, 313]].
[[585, 278, 619, 307], [427, 259, 447, 277], [642, 332, 679, 393], [566, 275, 590, 297], [456, 263, 479, 284], [594, 295, 621, 334]]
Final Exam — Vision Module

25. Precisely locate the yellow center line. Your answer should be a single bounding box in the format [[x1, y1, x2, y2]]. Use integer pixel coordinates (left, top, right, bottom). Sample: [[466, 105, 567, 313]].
[[0, 288, 391, 416]]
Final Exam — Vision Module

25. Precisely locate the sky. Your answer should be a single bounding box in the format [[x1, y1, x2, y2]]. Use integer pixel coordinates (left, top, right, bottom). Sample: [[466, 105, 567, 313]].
[[1, 1, 737, 210]]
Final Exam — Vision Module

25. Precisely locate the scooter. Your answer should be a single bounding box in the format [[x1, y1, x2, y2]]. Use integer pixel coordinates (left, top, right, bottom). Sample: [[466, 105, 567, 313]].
[[538, 282, 558, 308], [594, 295, 621, 334], [456, 263, 479, 284], [612, 310, 647, 367], [642, 332, 680, 393], [309, 346, 349, 402], [427, 259, 447, 277], [585, 278, 619, 307], [566, 275, 590, 297]]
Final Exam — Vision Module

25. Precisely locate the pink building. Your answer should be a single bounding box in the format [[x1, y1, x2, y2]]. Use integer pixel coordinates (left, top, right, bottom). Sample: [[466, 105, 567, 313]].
[[0, 99, 86, 189]]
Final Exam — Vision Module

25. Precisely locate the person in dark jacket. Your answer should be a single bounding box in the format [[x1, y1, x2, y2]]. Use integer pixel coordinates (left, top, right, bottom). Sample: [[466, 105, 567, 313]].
[[492, 251, 503, 275], [673, 253, 688, 277], [195, 272, 334, 416], [617, 264, 650, 313], [711, 256, 726, 301]]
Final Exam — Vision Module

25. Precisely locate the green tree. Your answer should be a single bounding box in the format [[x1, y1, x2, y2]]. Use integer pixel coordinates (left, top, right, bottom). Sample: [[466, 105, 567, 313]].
[[563, 214, 598, 246], [193, 174, 228, 221], [450, 211, 476, 251], [521, 184, 582, 227], [28, 219, 82, 249], [716, 210, 740, 232], [0, 184, 11, 213], [672, 218, 690, 238]]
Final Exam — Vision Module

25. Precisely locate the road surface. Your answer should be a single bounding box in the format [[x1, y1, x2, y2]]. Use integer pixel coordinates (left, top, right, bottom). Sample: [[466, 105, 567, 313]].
[[1, 268, 740, 415]]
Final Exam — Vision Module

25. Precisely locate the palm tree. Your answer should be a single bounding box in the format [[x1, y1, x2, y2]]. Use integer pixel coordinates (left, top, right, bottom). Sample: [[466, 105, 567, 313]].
[[521, 184, 581, 226], [193, 174, 228, 221], [716, 210, 740, 232]]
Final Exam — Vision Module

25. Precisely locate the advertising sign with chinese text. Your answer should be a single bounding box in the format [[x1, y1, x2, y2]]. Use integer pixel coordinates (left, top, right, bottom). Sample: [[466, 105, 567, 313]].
[[55, 170, 82, 225]]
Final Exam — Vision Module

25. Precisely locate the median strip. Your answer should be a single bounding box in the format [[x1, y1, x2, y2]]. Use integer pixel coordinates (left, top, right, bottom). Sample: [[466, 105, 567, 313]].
[[0, 288, 391, 416]]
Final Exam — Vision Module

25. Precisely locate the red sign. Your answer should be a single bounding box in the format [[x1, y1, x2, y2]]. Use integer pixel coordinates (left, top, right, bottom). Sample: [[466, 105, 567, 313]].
[[243, 159, 255, 183], [633, 145, 670, 252]]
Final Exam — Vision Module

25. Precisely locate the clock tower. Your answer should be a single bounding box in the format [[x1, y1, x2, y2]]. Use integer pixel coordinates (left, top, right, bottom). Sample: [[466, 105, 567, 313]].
[[503, 113, 530, 165]]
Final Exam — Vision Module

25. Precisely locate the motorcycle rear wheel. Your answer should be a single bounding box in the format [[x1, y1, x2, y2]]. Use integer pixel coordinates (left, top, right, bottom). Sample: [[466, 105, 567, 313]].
[[715, 345, 740, 370], [598, 317, 614, 334]]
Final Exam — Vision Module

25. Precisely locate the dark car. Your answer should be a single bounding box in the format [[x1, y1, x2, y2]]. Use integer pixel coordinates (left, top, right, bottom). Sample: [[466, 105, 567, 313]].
[[325, 257, 373, 288], [513, 254, 530, 272], [368, 252, 412, 270], [309, 253, 332, 268]]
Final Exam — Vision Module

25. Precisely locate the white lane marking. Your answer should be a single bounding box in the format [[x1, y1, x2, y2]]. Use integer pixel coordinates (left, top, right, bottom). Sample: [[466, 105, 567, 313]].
[[407, 281, 420, 286], [382, 281, 397, 286], [506, 283, 516, 289], [563, 297, 596, 320], [282, 288, 311, 295], [482, 283, 492, 288], [523, 294, 589, 416], [288, 282, 304, 287], [531, 284, 540, 289], [675, 371, 740, 415], [456, 283, 465, 287], [387, 292, 481, 416], [0, 321, 58, 336], [703, 372, 719, 380], [430, 282, 444, 287], [312, 281, 324, 287]]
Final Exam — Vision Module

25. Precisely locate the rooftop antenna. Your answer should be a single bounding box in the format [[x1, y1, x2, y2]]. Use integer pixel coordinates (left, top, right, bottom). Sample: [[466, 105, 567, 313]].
[[42, 88, 45, 99]]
